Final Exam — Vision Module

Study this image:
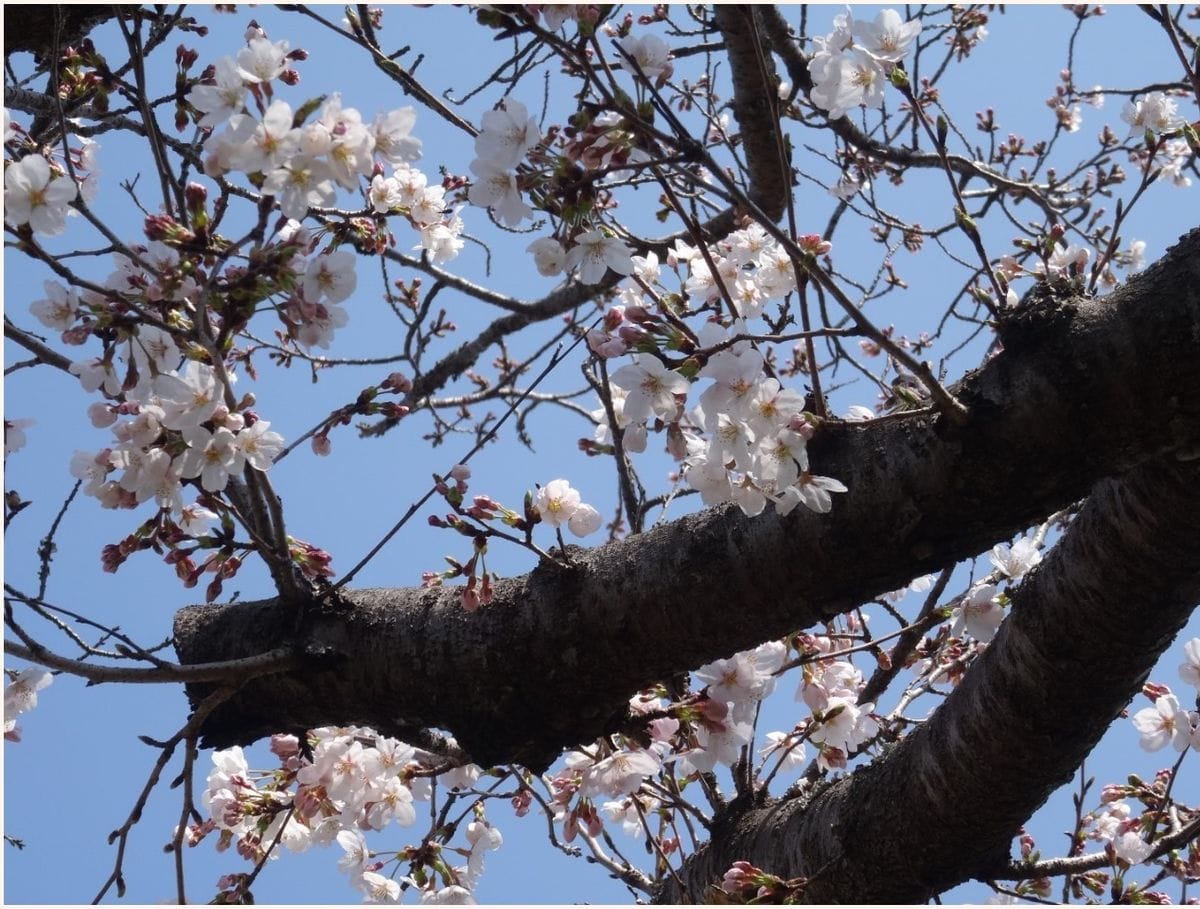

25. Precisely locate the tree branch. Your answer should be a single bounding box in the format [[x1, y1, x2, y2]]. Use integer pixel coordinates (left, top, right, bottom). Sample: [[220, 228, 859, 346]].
[[659, 452, 1200, 902], [174, 228, 1200, 771]]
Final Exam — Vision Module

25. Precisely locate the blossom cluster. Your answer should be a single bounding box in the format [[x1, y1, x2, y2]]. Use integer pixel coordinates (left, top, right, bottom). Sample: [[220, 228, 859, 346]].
[[200, 727, 494, 904], [466, 99, 539, 228], [807, 8, 922, 120], [1121, 91, 1193, 189], [59, 308, 282, 517], [575, 226, 848, 518], [192, 25, 463, 263]]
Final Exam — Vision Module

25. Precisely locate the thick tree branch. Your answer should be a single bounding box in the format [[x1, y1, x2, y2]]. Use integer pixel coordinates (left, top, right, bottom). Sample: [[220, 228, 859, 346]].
[[175, 228, 1200, 771], [711, 6, 788, 223], [659, 453, 1200, 902]]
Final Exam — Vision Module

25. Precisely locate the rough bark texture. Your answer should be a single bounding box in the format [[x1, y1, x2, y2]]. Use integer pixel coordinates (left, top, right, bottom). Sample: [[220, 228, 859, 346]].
[[711, 6, 789, 222], [176, 228, 1200, 772], [659, 455, 1200, 902]]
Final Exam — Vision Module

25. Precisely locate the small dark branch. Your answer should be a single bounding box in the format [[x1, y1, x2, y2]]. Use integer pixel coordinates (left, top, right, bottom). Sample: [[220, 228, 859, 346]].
[[3, 319, 74, 374], [36, 479, 82, 601], [997, 812, 1200, 881], [857, 566, 953, 706], [92, 685, 237, 904]]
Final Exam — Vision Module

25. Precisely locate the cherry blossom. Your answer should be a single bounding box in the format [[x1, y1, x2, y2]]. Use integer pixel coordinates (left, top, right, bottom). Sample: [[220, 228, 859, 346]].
[[618, 33, 673, 83], [474, 99, 539, 170], [814, 696, 879, 752], [1131, 693, 1193, 752], [565, 230, 635, 284], [304, 251, 358, 304], [534, 478, 582, 528], [30, 280, 80, 331], [760, 730, 808, 770], [1045, 243, 1091, 279], [263, 155, 338, 220], [951, 584, 1004, 642], [695, 641, 787, 705], [810, 48, 887, 120], [235, 35, 291, 84], [69, 357, 123, 396], [567, 502, 602, 537], [368, 174, 404, 213], [177, 425, 245, 492], [179, 502, 219, 537], [1179, 638, 1200, 690], [776, 473, 849, 515], [609, 354, 689, 423], [852, 9, 922, 62], [371, 107, 422, 165], [4, 154, 79, 236], [989, 536, 1042, 581], [230, 100, 300, 174], [187, 56, 247, 127], [581, 748, 661, 798], [4, 418, 34, 456], [528, 237, 566, 276], [467, 158, 532, 227], [153, 361, 225, 430], [4, 667, 53, 741], [359, 871, 402, 904], [421, 885, 477, 904], [1121, 91, 1183, 136]]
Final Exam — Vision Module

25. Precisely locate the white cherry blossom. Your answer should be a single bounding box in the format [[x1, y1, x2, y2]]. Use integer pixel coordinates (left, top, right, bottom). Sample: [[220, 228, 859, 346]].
[[30, 280, 80, 331], [1121, 91, 1183, 135], [235, 36, 290, 84], [4, 154, 78, 235], [1131, 694, 1193, 752], [610, 354, 689, 423], [187, 56, 246, 127], [535, 478, 582, 528], [951, 584, 1004, 642], [853, 9, 922, 62], [372, 107, 422, 165], [1180, 638, 1200, 690], [567, 502, 602, 537], [177, 425, 244, 492], [237, 420, 285, 471], [262, 156, 337, 220], [528, 237, 566, 276], [474, 99, 539, 169], [618, 33, 673, 83], [467, 158, 532, 227], [989, 536, 1042, 581], [565, 230, 634, 284], [304, 250, 358, 304]]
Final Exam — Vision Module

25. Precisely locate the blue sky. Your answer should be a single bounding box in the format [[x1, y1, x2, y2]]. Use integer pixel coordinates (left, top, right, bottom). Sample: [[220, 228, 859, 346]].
[[4, 4, 1199, 904]]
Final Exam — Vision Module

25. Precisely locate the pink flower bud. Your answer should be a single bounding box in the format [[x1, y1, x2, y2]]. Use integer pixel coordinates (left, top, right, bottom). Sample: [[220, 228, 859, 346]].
[[384, 371, 413, 393], [1142, 681, 1171, 701], [311, 435, 332, 456], [798, 234, 832, 256]]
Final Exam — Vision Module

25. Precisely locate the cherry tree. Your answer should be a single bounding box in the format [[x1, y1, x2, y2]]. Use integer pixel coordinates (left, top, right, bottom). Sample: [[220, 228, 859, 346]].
[[5, 4, 1200, 904]]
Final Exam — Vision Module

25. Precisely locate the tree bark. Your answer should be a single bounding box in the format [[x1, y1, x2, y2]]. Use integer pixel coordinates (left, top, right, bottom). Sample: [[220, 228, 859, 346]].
[[176, 227, 1200, 769], [658, 454, 1200, 902]]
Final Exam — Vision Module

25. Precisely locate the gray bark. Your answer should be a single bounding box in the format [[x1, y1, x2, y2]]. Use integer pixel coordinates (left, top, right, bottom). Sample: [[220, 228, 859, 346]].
[[658, 454, 1200, 902], [176, 226, 1200, 764]]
